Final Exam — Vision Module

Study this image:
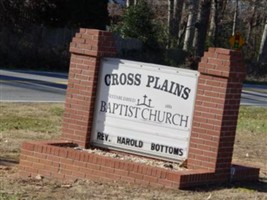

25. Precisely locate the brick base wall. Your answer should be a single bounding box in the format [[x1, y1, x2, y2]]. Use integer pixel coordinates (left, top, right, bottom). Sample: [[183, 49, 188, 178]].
[[19, 141, 259, 189]]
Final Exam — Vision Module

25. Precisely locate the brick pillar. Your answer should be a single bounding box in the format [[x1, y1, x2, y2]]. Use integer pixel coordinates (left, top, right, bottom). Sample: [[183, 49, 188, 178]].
[[61, 29, 116, 148], [187, 48, 246, 178]]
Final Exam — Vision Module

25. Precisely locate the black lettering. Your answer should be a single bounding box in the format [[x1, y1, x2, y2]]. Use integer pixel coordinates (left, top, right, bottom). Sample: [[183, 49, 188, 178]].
[[180, 115, 189, 128], [157, 111, 165, 123], [119, 73, 127, 85], [155, 144, 160, 151], [161, 79, 168, 92], [112, 74, 119, 85], [172, 114, 180, 126], [100, 101, 107, 112], [134, 107, 141, 118], [151, 143, 184, 157], [173, 148, 180, 155], [165, 112, 172, 124], [135, 74, 141, 86], [127, 106, 133, 117], [127, 73, 134, 85], [153, 77, 161, 90], [97, 132, 109, 141], [104, 134, 109, 141], [168, 81, 176, 94], [106, 73, 142, 86], [104, 75, 111, 86], [182, 87, 191, 100], [173, 84, 184, 97], [117, 137, 143, 148], [139, 140, 144, 148], [112, 103, 119, 114], [97, 132, 104, 140], [126, 138, 130, 145], [106, 102, 112, 113], [168, 146, 173, 154], [179, 149, 184, 156], [117, 136, 122, 143], [146, 75, 154, 87], [149, 110, 157, 122], [141, 108, 149, 120]]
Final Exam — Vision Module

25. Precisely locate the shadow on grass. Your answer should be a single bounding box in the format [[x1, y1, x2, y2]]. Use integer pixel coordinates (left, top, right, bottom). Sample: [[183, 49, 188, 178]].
[[0, 157, 19, 167], [187, 178, 267, 193]]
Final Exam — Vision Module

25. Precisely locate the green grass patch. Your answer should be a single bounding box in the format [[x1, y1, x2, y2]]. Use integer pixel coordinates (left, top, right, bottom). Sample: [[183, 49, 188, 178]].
[[237, 106, 267, 134], [49, 106, 64, 117], [0, 193, 19, 200], [0, 116, 55, 133], [0, 103, 64, 133]]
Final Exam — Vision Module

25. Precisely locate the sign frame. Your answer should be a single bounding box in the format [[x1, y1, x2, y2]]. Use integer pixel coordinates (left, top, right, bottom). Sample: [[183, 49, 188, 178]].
[[91, 58, 199, 162]]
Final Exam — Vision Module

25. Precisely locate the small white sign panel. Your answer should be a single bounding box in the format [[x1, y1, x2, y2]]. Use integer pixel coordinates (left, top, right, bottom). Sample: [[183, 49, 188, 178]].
[[91, 58, 199, 161]]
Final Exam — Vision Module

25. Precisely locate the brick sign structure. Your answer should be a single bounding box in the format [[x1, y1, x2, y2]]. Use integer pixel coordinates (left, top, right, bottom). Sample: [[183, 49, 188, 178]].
[[19, 29, 260, 189]]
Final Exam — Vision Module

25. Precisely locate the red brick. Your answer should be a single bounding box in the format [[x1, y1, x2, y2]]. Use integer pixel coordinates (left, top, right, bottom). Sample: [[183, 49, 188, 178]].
[[129, 172, 143, 180], [19, 160, 33, 167], [25, 166, 39, 174], [86, 163, 101, 170], [39, 158, 52, 166], [143, 175, 158, 183], [100, 166, 115, 173], [114, 169, 129, 177], [21, 142, 35, 151], [105, 173, 121, 181], [166, 172, 181, 182]]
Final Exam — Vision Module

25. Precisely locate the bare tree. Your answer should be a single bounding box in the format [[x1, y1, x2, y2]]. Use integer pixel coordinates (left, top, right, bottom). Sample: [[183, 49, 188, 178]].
[[245, 0, 256, 43], [126, 0, 137, 7], [232, 0, 239, 35], [258, 18, 267, 64], [213, 0, 228, 46], [195, 0, 212, 57], [168, 0, 185, 48], [208, 0, 216, 39], [183, 0, 199, 51]]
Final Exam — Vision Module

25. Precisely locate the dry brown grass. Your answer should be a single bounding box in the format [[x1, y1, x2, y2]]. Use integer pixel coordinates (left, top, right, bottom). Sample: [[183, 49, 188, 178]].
[[0, 103, 266, 200]]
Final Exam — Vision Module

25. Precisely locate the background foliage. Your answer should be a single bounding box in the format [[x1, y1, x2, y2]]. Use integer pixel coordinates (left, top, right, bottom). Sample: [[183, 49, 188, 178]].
[[0, 0, 266, 80], [0, 0, 109, 71]]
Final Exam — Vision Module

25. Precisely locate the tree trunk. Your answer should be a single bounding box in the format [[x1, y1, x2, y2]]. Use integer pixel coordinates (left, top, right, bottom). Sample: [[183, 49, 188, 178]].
[[195, 0, 212, 57], [193, 1, 201, 51], [168, 0, 185, 48], [232, 0, 239, 35], [183, 0, 199, 51], [246, 0, 256, 43], [208, 0, 215, 39], [212, 0, 227, 46], [258, 19, 267, 64], [126, 0, 137, 7], [167, 0, 174, 48]]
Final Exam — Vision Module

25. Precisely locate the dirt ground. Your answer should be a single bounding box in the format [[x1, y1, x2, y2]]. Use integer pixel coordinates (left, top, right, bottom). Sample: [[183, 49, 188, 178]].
[[0, 163, 266, 200], [0, 104, 266, 199]]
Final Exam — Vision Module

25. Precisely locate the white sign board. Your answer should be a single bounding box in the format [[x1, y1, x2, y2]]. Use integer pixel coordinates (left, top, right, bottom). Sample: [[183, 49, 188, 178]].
[[91, 58, 199, 161]]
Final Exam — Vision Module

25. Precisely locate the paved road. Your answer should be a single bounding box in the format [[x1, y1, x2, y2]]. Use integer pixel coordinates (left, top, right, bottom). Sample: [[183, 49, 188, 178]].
[[0, 70, 67, 102], [241, 84, 267, 106], [0, 69, 266, 106]]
